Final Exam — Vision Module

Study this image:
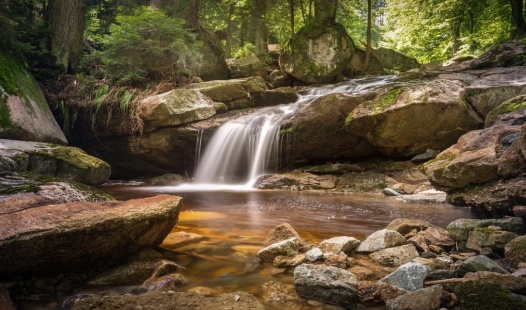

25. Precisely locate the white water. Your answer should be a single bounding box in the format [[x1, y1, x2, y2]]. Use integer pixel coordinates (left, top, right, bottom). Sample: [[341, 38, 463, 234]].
[[184, 76, 396, 190]]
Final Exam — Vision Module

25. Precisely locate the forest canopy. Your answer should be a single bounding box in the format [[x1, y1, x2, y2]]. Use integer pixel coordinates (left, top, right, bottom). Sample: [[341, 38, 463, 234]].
[[0, 0, 525, 84]]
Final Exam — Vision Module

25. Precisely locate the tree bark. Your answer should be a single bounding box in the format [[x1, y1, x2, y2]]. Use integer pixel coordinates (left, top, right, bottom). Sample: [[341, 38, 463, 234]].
[[189, 0, 199, 29], [510, 0, 526, 38], [365, 0, 372, 70], [254, 0, 268, 54], [48, 0, 87, 73], [225, 3, 235, 58]]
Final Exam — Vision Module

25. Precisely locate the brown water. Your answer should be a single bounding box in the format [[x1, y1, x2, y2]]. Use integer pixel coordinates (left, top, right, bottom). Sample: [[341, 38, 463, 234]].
[[87, 185, 477, 310]]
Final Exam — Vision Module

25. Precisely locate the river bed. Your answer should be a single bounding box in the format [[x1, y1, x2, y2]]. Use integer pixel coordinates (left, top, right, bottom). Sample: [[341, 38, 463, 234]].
[[84, 185, 478, 310]]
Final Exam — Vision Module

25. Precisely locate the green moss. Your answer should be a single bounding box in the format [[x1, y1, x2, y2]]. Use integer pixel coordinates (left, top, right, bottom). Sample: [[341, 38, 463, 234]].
[[0, 51, 48, 112], [344, 112, 354, 126], [372, 88, 404, 113], [31, 144, 108, 170], [0, 183, 39, 194], [450, 281, 526, 310], [0, 93, 14, 128], [486, 95, 526, 126]]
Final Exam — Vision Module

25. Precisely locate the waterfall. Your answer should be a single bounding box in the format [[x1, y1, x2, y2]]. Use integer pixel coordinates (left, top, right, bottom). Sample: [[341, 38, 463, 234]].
[[191, 76, 396, 187]]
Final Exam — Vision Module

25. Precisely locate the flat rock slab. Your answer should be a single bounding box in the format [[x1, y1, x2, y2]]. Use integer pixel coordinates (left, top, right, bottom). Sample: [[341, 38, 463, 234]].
[[0, 195, 182, 279]]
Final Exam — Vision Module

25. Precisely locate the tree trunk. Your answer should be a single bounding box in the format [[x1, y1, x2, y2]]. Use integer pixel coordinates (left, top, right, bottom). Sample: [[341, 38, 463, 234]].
[[510, 0, 526, 38], [225, 3, 235, 58], [314, 0, 337, 24], [254, 0, 268, 54], [189, 0, 199, 29], [364, 0, 372, 70], [290, 0, 295, 36], [48, 0, 87, 73]]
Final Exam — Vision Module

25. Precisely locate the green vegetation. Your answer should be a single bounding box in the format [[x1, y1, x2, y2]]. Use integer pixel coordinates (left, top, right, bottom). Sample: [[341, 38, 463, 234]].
[[30, 144, 109, 171], [372, 88, 404, 113], [0, 94, 14, 128], [486, 95, 526, 126]]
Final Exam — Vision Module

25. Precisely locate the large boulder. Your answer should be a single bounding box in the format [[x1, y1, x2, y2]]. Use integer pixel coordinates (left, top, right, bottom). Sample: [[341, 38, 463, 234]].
[[380, 262, 431, 291], [0, 51, 67, 144], [0, 195, 181, 279], [355, 229, 407, 253], [468, 41, 526, 70], [280, 22, 355, 84], [385, 285, 442, 310], [283, 93, 376, 163], [139, 89, 217, 132], [346, 47, 385, 76], [372, 47, 420, 72], [347, 79, 483, 157], [464, 67, 526, 117], [227, 56, 268, 80], [0, 139, 110, 185], [294, 264, 358, 308]]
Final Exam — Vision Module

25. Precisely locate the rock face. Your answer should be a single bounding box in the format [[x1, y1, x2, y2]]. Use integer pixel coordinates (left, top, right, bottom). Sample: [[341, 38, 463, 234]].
[[0, 195, 182, 279], [0, 51, 67, 144], [294, 264, 358, 308], [372, 47, 420, 72], [347, 78, 483, 157], [280, 23, 355, 84], [346, 47, 385, 76], [256, 238, 302, 262], [0, 139, 110, 185], [227, 56, 268, 80]]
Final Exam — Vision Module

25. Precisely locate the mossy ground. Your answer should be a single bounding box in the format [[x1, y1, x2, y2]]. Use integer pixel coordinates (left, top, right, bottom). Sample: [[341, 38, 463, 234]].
[[449, 281, 526, 310]]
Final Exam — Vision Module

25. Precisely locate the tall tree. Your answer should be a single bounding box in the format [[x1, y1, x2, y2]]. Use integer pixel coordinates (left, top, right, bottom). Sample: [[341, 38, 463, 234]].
[[365, 0, 373, 70], [314, 0, 338, 23], [510, 0, 526, 38], [189, 0, 199, 28], [254, 0, 268, 53], [48, 0, 87, 72]]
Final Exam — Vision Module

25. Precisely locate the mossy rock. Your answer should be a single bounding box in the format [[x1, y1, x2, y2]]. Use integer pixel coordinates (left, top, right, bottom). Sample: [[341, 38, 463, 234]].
[[447, 281, 526, 310], [279, 22, 355, 84], [485, 95, 526, 127], [505, 235, 526, 265]]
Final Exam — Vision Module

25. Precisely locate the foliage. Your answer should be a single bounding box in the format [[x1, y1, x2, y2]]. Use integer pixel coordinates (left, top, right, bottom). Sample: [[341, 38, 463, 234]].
[[96, 6, 202, 85]]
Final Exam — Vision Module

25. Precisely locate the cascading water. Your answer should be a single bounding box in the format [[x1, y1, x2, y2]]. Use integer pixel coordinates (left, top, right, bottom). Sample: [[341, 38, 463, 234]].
[[190, 76, 396, 188]]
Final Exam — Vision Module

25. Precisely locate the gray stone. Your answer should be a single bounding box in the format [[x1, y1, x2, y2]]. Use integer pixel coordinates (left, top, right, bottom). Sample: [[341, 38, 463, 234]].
[[457, 255, 509, 276], [447, 218, 481, 242], [257, 238, 302, 262], [383, 188, 402, 196], [305, 247, 323, 262], [386, 285, 442, 310], [370, 244, 420, 267], [319, 236, 361, 254], [294, 264, 358, 308], [380, 262, 431, 291], [466, 226, 518, 255], [356, 229, 407, 253], [264, 223, 302, 245]]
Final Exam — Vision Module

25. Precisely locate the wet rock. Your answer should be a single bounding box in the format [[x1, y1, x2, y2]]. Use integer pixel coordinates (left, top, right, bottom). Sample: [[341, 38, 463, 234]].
[[273, 254, 305, 268], [464, 271, 526, 294], [370, 244, 420, 267], [323, 252, 353, 269], [294, 263, 358, 308], [186, 286, 220, 296], [391, 183, 418, 194], [356, 229, 407, 253], [505, 235, 526, 266], [0, 139, 111, 185], [262, 281, 299, 302], [72, 291, 265, 310], [318, 236, 361, 254], [466, 226, 518, 255], [138, 273, 188, 292], [422, 226, 455, 249], [385, 218, 434, 236], [303, 163, 365, 175], [142, 174, 186, 186], [264, 223, 302, 245], [385, 285, 442, 310], [383, 188, 402, 196], [457, 255, 509, 276], [280, 23, 355, 84], [358, 281, 408, 305], [411, 149, 438, 163], [257, 238, 302, 262], [88, 260, 179, 286], [396, 189, 447, 204], [305, 247, 324, 262], [255, 172, 338, 190], [0, 195, 182, 279], [162, 231, 207, 249], [254, 87, 299, 106], [380, 262, 431, 291]]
